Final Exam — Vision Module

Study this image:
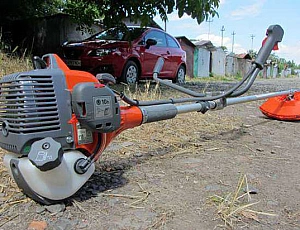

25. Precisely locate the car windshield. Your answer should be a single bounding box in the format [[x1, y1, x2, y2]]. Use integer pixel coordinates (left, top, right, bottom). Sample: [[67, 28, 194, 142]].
[[87, 27, 147, 41]]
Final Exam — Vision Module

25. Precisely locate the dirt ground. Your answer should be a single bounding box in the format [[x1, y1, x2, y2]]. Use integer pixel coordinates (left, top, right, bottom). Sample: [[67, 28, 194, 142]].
[[1, 77, 300, 230]]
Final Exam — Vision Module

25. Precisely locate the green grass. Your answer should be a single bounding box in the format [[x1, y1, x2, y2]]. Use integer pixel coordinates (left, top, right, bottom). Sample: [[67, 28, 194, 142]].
[[186, 73, 243, 83]]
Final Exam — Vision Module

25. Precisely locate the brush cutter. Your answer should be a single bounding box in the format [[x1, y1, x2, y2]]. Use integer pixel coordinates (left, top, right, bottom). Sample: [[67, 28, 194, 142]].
[[0, 25, 295, 204]]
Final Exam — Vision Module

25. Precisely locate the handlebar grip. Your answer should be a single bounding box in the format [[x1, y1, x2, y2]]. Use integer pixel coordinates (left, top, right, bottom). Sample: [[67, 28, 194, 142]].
[[32, 56, 47, 69], [154, 57, 165, 74], [255, 25, 284, 69]]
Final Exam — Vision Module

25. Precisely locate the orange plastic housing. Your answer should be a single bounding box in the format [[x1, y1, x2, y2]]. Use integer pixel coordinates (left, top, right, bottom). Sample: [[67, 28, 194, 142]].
[[47, 54, 143, 158], [260, 92, 300, 120], [91, 106, 143, 160]]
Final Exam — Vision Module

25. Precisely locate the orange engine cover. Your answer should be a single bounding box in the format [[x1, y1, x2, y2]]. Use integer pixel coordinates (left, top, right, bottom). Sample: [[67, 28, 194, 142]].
[[260, 92, 300, 120]]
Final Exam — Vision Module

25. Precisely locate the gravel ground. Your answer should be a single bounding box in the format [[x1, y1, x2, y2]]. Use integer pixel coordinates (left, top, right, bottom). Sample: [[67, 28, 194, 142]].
[[1, 77, 300, 230]]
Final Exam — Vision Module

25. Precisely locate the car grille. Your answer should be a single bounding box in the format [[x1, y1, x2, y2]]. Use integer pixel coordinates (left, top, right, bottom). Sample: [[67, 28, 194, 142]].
[[63, 49, 83, 59], [0, 75, 60, 134]]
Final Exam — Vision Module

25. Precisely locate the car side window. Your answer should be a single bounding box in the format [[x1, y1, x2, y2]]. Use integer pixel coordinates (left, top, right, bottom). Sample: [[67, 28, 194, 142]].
[[144, 31, 167, 47], [166, 34, 179, 48]]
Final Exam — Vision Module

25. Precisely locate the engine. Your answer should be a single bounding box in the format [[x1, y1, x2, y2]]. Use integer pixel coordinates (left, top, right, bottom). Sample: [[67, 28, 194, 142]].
[[0, 54, 122, 204]]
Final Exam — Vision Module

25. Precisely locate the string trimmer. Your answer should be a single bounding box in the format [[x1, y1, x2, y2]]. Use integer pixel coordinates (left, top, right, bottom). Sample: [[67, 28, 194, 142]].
[[0, 25, 295, 204]]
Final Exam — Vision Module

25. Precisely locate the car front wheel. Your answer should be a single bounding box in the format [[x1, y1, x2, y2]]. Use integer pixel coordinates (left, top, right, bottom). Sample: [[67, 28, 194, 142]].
[[121, 61, 139, 84], [173, 65, 186, 84]]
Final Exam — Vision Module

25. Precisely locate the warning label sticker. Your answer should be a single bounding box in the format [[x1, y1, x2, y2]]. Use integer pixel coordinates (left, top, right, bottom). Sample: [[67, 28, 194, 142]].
[[77, 128, 93, 145], [93, 96, 112, 119]]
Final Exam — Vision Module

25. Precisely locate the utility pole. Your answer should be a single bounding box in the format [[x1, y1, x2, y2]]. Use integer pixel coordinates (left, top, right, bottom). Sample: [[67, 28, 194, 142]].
[[250, 34, 255, 50], [207, 17, 213, 40], [231, 31, 236, 53], [163, 6, 167, 32], [221, 26, 225, 47]]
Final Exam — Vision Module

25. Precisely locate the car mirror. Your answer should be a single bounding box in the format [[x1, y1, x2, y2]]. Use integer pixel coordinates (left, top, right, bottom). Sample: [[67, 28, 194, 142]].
[[145, 39, 157, 49]]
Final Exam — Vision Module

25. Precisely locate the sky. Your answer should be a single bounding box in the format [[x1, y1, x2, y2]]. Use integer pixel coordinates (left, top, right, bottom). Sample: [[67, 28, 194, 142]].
[[154, 0, 300, 64]]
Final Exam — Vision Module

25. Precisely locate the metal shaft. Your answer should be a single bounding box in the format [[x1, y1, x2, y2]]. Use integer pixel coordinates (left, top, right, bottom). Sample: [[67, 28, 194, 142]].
[[140, 89, 298, 123], [226, 90, 296, 106], [176, 101, 216, 114], [175, 90, 298, 115]]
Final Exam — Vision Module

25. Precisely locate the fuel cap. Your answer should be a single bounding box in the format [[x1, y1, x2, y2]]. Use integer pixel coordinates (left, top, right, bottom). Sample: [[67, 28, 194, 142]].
[[28, 137, 63, 171]]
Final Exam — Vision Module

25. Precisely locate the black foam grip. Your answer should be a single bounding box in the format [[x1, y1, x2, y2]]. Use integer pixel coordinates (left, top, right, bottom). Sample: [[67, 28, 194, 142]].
[[255, 25, 284, 69]]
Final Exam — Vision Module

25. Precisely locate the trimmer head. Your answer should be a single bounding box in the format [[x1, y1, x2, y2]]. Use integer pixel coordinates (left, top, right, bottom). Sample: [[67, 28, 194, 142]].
[[260, 92, 300, 121]]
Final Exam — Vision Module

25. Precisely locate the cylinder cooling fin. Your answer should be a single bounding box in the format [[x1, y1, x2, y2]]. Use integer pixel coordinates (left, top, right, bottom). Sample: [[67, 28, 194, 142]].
[[0, 69, 74, 155]]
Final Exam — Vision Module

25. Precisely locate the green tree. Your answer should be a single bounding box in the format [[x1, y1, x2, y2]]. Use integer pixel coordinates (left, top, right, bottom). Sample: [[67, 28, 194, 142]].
[[0, 0, 221, 29], [220, 46, 228, 53], [248, 49, 257, 59], [0, 0, 64, 22]]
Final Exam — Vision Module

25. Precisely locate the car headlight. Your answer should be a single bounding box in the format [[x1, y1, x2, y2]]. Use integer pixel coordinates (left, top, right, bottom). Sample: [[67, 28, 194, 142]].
[[89, 48, 118, 57]]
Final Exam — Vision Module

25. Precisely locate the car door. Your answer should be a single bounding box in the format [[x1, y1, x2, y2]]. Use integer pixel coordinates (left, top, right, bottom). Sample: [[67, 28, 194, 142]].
[[140, 30, 172, 78], [166, 34, 184, 77]]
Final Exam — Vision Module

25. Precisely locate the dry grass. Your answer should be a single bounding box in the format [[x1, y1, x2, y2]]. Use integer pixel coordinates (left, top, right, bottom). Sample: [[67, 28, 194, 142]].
[[0, 55, 32, 217], [0, 149, 29, 219], [114, 112, 238, 154], [120, 81, 162, 101], [0, 57, 244, 227], [108, 81, 240, 159], [102, 182, 150, 209], [209, 174, 277, 229], [0, 52, 32, 76]]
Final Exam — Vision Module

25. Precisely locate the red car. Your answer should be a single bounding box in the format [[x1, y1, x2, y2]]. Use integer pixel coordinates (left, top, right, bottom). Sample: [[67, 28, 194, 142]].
[[61, 26, 186, 84]]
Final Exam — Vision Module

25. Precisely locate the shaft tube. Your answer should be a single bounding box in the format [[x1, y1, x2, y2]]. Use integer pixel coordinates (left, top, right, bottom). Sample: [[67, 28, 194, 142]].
[[176, 101, 216, 114], [139, 89, 298, 124], [226, 90, 296, 106], [140, 104, 177, 124]]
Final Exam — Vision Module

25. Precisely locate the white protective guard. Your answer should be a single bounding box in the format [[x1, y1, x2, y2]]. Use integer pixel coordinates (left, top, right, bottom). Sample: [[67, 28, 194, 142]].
[[4, 150, 95, 201]]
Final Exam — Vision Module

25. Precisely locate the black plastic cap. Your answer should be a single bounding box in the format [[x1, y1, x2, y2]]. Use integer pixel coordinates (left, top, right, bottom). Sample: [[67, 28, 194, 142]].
[[28, 137, 63, 171]]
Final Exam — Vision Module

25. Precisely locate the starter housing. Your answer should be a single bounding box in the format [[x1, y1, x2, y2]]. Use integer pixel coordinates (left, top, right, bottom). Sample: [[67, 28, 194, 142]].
[[72, 83, 121, 133]]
